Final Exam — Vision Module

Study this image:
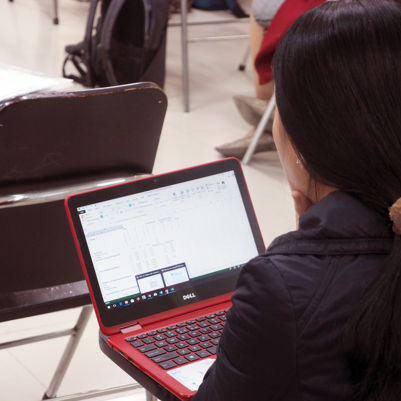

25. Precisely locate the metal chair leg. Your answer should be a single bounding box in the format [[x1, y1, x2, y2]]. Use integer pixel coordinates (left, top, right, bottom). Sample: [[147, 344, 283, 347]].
[[8, 0, 59, 24], [238, 45, 250, 71], [43, 305, 93, 399], [146, 390, 158, 401], [53, 0, 59, 25], [180, 0, 190, 112], [242, 95, 276, 165]]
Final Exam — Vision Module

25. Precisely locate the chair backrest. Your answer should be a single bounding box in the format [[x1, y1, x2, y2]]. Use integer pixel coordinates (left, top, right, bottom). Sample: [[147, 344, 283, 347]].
[[0, 82, 166, 185], [0, 82, 167, 320]]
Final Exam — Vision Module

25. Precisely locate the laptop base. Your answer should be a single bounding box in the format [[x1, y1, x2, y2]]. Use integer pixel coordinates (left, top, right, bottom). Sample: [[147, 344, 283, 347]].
[[99, 332, 180, 401]]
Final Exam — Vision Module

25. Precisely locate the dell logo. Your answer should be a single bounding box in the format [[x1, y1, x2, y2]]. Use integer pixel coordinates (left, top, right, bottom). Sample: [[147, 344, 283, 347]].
[[183, 293, 196, 301]]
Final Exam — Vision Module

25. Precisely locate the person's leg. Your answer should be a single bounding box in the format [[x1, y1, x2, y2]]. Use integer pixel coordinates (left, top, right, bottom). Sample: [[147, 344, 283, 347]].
[[234, 1, 275, 127], [250, 0, 284, 99], [232, 11, 274, 131], [215, 0, 280, 157], [249, 13, 274, 100]]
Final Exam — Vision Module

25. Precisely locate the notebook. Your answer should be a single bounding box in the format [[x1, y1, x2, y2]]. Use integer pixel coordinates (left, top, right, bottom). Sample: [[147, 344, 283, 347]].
[[65, 158, 265, 400]]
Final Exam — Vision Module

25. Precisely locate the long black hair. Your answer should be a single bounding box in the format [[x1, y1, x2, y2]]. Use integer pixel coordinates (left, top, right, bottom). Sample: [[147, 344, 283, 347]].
[[273, 1, 401, 400]]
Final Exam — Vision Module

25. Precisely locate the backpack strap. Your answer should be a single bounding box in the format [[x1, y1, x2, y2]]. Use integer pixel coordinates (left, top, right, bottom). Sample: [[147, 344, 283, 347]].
[[62, 47, 88, 85], [147, 0, 168, 50], [84, 0, 101, 42], [143, 0, 152, 48], [98, 0, 128, 86], [83, 0, 101, 85], [62, 0, 101, 86]]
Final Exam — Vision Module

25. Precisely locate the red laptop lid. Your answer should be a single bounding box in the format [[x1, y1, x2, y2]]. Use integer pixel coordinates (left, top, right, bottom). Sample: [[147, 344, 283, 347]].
[[65, 158, 265, 335]]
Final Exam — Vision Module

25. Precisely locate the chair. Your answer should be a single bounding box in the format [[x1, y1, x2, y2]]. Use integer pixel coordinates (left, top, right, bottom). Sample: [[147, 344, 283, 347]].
[[0, 82, 167, 400], [169, 1, 249, 112]]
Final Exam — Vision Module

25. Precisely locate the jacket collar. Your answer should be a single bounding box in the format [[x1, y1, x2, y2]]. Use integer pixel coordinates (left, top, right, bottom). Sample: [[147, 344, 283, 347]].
[[267, 191, 393, 256]]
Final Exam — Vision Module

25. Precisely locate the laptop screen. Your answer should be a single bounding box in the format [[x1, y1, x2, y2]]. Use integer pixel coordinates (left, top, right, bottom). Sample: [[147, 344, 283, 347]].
[[78, 170, 258, 308], [66, 159, 265, 327]]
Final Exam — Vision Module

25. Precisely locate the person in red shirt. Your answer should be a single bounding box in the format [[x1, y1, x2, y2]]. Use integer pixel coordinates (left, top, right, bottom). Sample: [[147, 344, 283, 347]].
[[216, 0, 325, 157]]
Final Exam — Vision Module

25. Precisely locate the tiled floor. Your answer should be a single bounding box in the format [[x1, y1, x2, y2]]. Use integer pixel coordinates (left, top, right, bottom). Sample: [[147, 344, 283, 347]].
[[0, 1, 295, 400]]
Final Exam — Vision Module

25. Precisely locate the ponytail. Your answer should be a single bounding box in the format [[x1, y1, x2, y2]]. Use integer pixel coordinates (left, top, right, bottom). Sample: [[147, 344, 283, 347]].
[[344, 235, 401, 401]]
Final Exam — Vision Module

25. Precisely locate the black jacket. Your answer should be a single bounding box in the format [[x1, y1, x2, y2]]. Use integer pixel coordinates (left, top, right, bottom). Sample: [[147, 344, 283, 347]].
[[193, 191, 393, 401]]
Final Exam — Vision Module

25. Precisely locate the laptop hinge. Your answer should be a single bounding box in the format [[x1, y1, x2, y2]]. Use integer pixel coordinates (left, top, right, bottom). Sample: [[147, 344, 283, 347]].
[[120, 322, 143, 334]]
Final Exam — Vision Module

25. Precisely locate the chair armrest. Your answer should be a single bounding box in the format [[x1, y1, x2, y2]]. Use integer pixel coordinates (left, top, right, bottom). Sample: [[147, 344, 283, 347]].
[[0, 281, 91, 322], [0, 174, 149, 209]]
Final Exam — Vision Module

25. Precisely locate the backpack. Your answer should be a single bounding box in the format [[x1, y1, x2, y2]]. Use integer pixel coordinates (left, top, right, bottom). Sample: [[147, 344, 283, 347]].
[[62, 0, 168, 88]]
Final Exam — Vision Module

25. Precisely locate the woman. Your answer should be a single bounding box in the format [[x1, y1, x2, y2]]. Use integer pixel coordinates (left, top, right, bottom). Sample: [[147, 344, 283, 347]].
[[195, 0, 401, 400]]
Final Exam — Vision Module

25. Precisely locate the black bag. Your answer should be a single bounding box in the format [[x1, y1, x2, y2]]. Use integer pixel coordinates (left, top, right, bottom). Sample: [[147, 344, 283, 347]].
[[62, 0, 168, 88]]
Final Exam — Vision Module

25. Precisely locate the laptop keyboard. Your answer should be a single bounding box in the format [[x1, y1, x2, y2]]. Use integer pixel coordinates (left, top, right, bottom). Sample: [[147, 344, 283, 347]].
[[125, 310, 227, 370]]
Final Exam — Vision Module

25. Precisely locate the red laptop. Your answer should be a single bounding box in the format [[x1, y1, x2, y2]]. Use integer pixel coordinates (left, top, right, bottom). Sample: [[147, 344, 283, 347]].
[[65, 158, 265, 400]]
